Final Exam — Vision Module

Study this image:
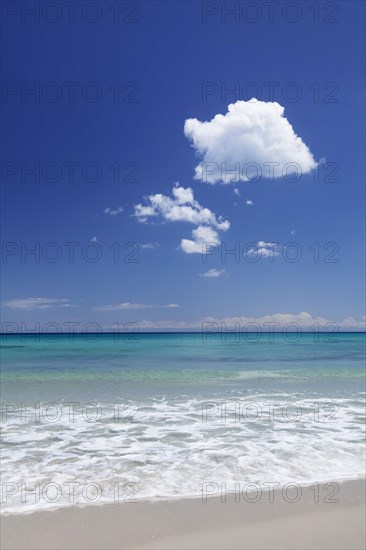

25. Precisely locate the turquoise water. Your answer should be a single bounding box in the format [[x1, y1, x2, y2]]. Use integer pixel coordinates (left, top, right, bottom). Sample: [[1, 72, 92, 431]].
[[1, 333, 365, 513]]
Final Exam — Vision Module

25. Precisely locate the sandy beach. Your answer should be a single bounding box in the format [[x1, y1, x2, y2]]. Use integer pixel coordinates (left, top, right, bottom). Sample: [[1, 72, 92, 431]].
[[1, 479, 365, 550]]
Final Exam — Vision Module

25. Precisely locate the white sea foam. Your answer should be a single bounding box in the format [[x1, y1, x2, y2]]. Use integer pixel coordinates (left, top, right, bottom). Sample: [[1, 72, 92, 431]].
[[1, 392, 365, 514]]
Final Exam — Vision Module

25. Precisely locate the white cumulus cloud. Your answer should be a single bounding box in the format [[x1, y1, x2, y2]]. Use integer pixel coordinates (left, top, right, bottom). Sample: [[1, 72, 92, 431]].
[[134, 184, 229, 230], [184, 99, 317, 184], [134, 184, 229, 254], [180, 225, 221, 254]]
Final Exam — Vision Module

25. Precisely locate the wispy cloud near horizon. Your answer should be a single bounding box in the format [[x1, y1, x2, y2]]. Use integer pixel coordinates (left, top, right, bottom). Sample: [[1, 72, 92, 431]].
[[93, 302, 180, 311], [128, 312, 366, 331], [2, 298, 77, 310]]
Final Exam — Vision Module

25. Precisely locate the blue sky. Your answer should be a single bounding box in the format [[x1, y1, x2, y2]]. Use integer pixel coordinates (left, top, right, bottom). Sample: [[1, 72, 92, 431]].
[[1, 0, 365, 331]]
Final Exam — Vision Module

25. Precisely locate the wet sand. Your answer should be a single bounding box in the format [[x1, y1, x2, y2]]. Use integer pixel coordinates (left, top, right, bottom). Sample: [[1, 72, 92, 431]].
[[1, 479, 365, 550]]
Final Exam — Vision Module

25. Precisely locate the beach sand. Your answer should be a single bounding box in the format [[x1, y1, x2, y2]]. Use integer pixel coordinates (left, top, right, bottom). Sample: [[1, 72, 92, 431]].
[[1, 479, 365, 549]]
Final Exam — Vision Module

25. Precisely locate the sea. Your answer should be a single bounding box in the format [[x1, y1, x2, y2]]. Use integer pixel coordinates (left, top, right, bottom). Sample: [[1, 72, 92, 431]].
[[1, 332, 365, 513]]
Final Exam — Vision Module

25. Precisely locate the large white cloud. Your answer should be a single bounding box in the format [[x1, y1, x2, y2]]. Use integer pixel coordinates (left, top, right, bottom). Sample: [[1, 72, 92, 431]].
[[184, 99, 317, 184]]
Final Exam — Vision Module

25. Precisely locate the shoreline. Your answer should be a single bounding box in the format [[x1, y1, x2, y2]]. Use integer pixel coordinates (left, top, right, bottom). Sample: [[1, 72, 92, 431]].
[[2, 478, 365, 549], [2, 474, 365, 517]]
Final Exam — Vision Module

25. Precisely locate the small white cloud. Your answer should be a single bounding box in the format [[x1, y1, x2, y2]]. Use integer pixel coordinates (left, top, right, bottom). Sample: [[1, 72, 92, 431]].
[[94, 302, 180, 311], [90, 236, 98, 243], [184, 99, 317, 184], [104, 207, 124, 216], [246, 199, 253, 206], [290, 229, 296, 235], [234, 189, 240, 196], [2, 298, 76, 310], [247, 241, 280, 258], [199, 268, 225, 278], [139, 242, 160, 250]]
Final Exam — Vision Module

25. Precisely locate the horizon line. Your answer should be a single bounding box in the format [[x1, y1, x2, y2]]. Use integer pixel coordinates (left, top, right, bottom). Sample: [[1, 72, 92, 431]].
[[1, 331, 365, 335]]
